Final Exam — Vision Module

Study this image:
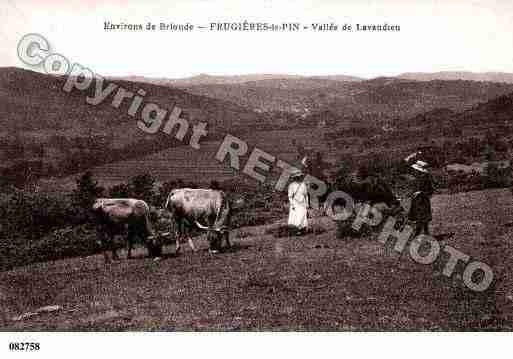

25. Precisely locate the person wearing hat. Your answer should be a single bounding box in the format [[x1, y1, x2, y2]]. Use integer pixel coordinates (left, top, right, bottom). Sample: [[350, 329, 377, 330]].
[[288, 169, 309, 235], [408, 159, 435, 237]]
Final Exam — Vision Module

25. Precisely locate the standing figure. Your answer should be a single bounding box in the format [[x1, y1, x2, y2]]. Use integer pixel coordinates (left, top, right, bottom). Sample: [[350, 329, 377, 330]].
[[408, 160, 435, 237], [288, 170, 309, 235]]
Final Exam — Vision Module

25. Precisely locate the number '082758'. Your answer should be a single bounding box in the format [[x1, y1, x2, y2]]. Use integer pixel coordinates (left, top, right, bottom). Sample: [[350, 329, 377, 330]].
[[9, 342, 40, 351]]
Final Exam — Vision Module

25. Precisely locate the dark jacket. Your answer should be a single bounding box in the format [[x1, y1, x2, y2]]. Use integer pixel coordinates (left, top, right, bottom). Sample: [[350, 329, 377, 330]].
[[418, 173, 435, 197], [408, 173, 435, 222]]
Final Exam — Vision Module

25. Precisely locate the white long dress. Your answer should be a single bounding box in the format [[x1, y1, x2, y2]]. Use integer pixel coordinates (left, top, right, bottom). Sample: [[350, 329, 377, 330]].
[[288, 181, 309, 229]]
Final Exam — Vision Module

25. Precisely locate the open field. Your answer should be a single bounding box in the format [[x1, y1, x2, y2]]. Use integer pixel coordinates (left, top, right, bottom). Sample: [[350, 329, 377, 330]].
[[39, 128, 334, 190], [1, 188, 512, 330]]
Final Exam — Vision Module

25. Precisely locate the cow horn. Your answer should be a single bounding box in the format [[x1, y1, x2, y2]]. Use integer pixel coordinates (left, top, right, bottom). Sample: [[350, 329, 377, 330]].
[[148, 231, 171, 240], [195, 221, 221, 232]]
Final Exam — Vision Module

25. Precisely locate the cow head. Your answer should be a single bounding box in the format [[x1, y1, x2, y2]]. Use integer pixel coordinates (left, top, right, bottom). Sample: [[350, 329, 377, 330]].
[[231, 196, 246, 210], [147, 207, 175, 255], [149, 207, 173, 229]]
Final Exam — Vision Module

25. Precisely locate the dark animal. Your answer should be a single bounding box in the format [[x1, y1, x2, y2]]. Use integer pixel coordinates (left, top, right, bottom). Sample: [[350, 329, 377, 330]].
[[339, 170, 401, 210], [92, 198, 161, 262], [164, 188, 232, 253], [331, 170, 404, 237]]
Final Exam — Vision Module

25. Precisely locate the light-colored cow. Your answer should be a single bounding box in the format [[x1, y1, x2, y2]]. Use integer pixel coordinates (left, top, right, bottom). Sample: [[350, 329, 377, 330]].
[[164, 188, 231, 254]]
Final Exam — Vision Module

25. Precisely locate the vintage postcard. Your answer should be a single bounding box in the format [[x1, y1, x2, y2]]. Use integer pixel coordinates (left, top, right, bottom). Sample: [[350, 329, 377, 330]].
[[1, 0, 512, 356]]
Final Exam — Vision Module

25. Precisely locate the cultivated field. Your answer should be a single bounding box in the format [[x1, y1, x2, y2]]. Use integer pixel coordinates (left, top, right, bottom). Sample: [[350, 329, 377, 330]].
[[39, 128, 334, 190], [1, 188, 512, 330]]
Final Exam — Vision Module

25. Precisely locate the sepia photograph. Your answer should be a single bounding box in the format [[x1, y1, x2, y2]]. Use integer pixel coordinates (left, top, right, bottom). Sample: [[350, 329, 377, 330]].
[[1, 0, 513, 355]]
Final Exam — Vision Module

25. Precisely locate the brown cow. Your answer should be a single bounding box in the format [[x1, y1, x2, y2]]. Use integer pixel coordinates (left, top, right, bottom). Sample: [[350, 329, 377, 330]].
[[92, 198, 161, 261]]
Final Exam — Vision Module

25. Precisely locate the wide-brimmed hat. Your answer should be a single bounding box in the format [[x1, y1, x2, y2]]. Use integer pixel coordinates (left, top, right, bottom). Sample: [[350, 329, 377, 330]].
[[290, 169, 304, 179], [411, 160, 429, 173]]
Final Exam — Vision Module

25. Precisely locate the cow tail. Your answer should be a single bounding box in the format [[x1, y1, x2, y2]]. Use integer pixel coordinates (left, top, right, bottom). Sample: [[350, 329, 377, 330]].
[[216, 197, 222, 224], [142, 203, 156, 237], [214, 192, 230, 229]]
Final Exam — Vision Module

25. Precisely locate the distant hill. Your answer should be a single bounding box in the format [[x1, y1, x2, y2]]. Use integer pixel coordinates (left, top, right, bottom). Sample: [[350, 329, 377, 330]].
[[401, 91, 513, 132], [453, 91, 513, 128], [233, 78, 349, 90], [4, 66, 513, 189], [406, 108, 456, 127], [115, 71, 513, 87], [113, 73, 363, 87], [398, 71, 513, 84], [47, 90, 513, 191], [0, 67, 264, 183], [169, 73, 304, 86], [0, 67, 262, 134], [182, 77, 513, 121], [308, 75, 363, 82]]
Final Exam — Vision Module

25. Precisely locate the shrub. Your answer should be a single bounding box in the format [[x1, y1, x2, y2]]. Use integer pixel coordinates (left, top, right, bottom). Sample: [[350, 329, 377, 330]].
[[0, 189, 75, 240], [484, 162, 511, 188], [0, 223, 99, 271], [129, 173, 156, 203], [72, 171, 104, 209], [109, 183, 130, 198]]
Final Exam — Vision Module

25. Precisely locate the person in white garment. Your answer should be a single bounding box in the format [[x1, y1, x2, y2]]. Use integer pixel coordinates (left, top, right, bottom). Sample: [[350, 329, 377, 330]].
[[288, 169, 309, 235]]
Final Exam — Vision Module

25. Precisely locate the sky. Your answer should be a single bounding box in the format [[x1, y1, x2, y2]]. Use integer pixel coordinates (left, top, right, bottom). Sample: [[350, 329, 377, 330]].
[[1, 0, 513, 79]]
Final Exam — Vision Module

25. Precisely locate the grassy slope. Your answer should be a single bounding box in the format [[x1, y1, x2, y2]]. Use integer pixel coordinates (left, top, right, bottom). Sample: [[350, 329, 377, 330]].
[[1, 188, 512, 330]]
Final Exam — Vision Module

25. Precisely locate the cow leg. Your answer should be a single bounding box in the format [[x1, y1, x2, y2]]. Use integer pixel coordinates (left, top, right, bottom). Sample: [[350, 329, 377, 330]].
[[413, 221, 430, 239], [423, 222, 430, 235], [223, 231, 231, 249], [209, 233, 221, 253], [174, 219, 184, 255], [149, 238, 162, 259], [108, 233, 119, 261], [98, 228, 111, 263], [126, 229, 135, 259], [187, 236, 196, 252], [175, 236, 181, 255], [127, 242, 132, 259], [112, 243, 120, 260], [102, 234, 112, 263], [152, 231, 163, 258], [413, 222, 422, 237]]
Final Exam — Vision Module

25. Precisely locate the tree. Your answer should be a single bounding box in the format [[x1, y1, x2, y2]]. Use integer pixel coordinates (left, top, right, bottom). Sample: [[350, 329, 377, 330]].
[[129, 173, 156, 202], [109, 183, 130, 198], [484, 162, 511, 189], [73, 171, 104, 208], [209, 180, 221, 190], [153, 180, 177, 206]]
